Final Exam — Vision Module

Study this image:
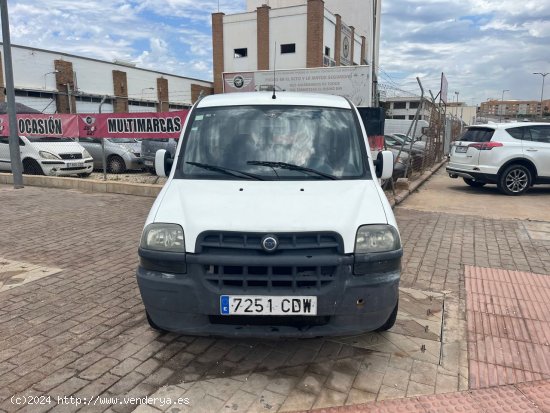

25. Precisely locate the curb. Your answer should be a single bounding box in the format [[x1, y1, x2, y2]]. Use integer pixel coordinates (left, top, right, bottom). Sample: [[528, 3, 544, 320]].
[[1, 159, 447, 201], [388, 159, 447, 208], [0, 173, 162, 198]]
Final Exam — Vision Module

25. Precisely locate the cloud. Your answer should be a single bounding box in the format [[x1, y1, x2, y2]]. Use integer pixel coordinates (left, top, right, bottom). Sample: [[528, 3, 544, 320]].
[[2, 0, 247, 82], [380, 0, 550, 105]]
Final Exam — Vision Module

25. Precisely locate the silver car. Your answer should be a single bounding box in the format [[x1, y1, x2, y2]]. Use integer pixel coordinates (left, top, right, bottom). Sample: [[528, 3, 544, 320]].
[[77, 138, 143, 174]]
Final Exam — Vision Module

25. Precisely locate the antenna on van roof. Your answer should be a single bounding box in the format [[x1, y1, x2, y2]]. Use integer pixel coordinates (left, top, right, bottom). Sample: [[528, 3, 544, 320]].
[[272, 42, 277, 100]]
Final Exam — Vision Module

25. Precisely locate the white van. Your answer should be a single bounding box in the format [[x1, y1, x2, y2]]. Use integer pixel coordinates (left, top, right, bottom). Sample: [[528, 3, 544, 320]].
[[0, 135, 93, 176], [137, 92, 402, 337]]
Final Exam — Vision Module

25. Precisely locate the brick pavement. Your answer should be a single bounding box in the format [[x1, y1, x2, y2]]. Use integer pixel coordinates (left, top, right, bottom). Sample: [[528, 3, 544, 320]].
[[0, 183, 549, 412]]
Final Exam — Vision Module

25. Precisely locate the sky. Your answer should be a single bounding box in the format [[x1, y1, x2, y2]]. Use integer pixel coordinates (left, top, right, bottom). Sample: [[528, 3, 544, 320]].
[[2, 0, 549, 106]]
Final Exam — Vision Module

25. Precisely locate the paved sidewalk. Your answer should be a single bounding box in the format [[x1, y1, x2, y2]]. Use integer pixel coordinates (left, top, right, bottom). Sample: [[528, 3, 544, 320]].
[[0, 172, 549, 412]]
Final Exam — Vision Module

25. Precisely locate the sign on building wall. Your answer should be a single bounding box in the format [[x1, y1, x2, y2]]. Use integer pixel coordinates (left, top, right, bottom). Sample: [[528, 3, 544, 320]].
[[340, 24, 353, 66], [223, 65, 372, 106]]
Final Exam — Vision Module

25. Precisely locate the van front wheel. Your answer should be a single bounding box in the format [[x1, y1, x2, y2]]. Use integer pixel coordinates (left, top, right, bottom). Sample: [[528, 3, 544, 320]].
[[375, 301, 398, 332], [146, 311, 167, 333]]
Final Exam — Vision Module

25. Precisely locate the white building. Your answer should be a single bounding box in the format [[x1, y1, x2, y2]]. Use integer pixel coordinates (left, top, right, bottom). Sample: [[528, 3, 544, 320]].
[[384, 96, 431, 121], [0, 44, 213, 114], [212, 0, 381, 100]]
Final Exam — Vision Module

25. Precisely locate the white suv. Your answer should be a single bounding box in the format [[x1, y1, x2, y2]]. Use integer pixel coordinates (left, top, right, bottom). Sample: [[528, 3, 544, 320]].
[[447, 122, 550, 195]]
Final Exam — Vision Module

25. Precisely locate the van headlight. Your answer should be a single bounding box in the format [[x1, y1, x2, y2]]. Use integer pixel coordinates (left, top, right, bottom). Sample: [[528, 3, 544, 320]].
[[140, 223, 185, 252], [82, 149, 91, 159], [355, 225, 400, 253], [39, 151, 61, 160]]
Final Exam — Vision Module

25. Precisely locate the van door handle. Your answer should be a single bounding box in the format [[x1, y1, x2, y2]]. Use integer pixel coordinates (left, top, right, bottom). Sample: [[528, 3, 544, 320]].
[[526, 148, 538, 152]]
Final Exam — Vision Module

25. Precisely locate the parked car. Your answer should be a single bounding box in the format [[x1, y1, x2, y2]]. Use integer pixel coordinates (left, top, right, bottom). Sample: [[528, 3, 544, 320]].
[[0, 135, 93, 176], [77, 137, 143, 174], [384, 134, 424, 171], [141, 138, 178, 173], [137, 91, 402, 337], [447, 122, 550, 195], [392, 133, 427, 150]]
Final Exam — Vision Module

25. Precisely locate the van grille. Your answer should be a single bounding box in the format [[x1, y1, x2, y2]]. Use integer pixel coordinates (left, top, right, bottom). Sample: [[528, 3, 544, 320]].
[[196, 231, 343, 291], [196, 231, 343, 255]]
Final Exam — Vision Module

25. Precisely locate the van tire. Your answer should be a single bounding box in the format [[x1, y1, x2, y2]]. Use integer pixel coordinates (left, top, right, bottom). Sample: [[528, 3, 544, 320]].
[[463, 178, 486, 187], [107, 155, 126, 174], [497, 164, 531, 195], [23, 158, 44, 175], [146, 311, 166, 332], [375, 301, 398, 332]]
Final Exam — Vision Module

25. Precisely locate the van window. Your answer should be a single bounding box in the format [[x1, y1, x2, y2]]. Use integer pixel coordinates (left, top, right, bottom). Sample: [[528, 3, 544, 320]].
[[177, 105, 368, 180]]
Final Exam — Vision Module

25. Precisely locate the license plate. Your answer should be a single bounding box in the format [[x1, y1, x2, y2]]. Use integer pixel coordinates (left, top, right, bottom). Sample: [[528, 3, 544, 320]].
[[220, 295, 317, 316], [455, 146, 468, 153], [68, 162, 85, 167]]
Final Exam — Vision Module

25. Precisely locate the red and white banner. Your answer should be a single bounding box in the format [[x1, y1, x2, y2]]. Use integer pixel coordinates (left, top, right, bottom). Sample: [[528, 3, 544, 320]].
[[0, 110, 189, 139], [78, 111, 189, 139], [0, 114, 79, 137]]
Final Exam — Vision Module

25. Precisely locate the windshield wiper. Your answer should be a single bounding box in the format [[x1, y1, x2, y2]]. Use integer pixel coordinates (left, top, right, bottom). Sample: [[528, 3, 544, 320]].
[[247, 161, 340, 180], [186, 162, 264, 180]]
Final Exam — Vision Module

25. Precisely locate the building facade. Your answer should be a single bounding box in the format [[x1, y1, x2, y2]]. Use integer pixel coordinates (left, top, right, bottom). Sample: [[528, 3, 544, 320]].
[[480, 99, 550, 118], [383, 97, 431, 121], [212, 0, 381, 96], [0, 44, 213, 114]]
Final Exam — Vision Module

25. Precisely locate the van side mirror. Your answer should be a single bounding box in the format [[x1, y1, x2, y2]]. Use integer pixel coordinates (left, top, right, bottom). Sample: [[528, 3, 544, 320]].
[[155, 149, 173, 177], [375, 150, 394, 180]]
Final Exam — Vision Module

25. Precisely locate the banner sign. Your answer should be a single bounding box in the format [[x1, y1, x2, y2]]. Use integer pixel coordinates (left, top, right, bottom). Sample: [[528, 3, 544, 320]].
[[340, 24, 353, 66], [223, 65, 372, 106], [0, 114, 79, 137], [0, 111, 188, 139], [78, 111, 188, 139]]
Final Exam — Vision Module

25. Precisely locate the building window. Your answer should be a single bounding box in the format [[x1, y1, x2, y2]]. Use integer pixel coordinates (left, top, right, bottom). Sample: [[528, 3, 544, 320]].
[[409, 115, 416, 120], [393, 102, 406, 109], [281, 43, 296, 54], [392, 115, 406, 119], [324, 46, 331, 57], [409, 101, 420, 109], [234, 48, 248, 58]]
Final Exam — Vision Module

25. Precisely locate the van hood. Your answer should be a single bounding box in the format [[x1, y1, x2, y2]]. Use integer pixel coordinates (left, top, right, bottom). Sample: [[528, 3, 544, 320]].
[[152, 179, 390, 254]]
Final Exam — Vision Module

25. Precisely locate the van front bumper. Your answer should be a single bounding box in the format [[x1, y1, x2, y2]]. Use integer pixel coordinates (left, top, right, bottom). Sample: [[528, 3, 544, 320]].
[[136, 249, 401, 338]]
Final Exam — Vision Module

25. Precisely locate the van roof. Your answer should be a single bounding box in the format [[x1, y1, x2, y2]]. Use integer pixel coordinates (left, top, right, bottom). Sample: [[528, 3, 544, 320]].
[[197, 92, 352, 109]]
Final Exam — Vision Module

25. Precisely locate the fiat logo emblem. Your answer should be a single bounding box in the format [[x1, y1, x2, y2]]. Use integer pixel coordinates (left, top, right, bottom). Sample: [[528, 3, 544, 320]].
[[261, 235, 279, 252]]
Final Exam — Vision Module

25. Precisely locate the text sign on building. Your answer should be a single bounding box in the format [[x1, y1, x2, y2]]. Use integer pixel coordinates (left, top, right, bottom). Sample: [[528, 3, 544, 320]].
[[223, 66, 372, 106]]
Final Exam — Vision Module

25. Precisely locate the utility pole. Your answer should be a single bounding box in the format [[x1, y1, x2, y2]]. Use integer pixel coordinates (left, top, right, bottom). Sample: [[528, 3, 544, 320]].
[[1, 0, 23, 188], [533, 72, 549, 118]]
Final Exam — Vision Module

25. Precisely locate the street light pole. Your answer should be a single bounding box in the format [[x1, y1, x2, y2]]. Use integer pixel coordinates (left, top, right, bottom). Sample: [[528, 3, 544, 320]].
[[454, 91, 459, 118], [533, 72, 549, 118], [500, 89, 509, 122], [1, 0, 23, 188]]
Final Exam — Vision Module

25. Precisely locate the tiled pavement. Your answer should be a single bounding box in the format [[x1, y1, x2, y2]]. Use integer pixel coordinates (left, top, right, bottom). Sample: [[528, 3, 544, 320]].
[[0, 183, 549, 412]]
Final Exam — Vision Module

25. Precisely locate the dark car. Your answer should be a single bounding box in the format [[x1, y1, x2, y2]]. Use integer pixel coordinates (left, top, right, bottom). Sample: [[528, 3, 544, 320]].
[[141, 138, 178, 174]]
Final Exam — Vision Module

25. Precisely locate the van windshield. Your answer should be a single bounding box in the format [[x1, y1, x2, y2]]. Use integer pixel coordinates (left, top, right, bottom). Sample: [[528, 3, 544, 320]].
[[176, 105, 369, 180]]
